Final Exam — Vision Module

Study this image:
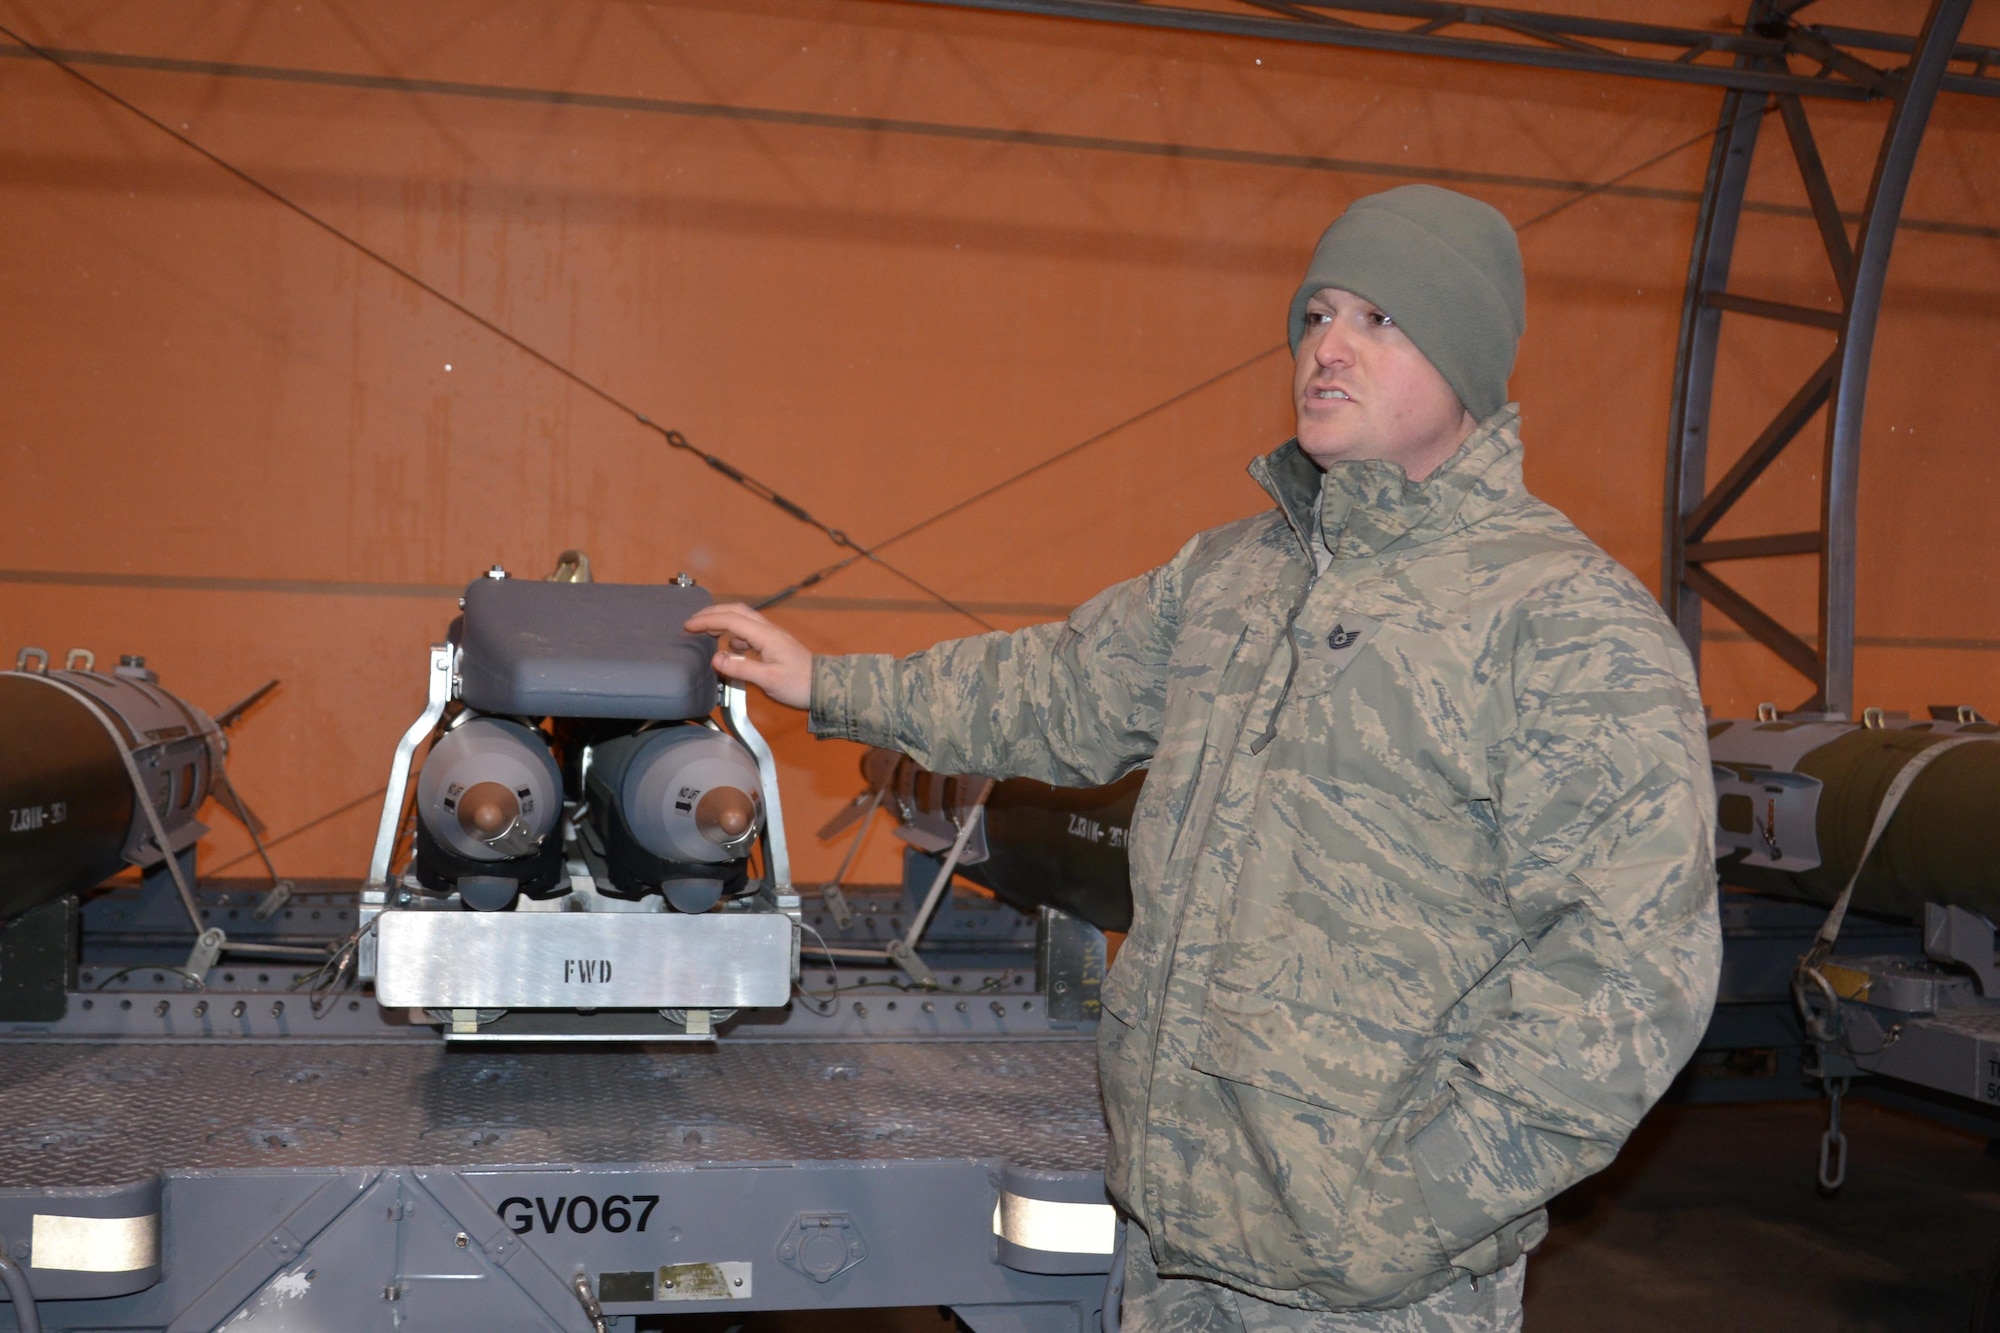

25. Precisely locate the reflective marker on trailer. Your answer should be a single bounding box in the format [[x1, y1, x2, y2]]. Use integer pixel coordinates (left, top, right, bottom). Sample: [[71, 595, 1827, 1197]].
[[31, 1213, 159, 1273], [992, 1193, 1117, 1256]]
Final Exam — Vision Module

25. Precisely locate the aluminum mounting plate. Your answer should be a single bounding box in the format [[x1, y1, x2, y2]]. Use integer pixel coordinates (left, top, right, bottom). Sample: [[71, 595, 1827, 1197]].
[[374, 908, 794, 1009]]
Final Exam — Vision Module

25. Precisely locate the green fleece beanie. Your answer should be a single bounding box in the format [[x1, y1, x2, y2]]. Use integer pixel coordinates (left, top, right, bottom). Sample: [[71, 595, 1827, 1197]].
[[1287, 184, 1525, 422]]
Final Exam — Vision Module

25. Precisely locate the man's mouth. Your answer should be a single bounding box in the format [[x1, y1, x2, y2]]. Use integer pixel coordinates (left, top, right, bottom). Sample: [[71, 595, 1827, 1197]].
[[1308, 387, 1352, 402]]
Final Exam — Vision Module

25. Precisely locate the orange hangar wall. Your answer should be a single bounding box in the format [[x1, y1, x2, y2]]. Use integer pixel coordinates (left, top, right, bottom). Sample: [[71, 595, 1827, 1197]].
[[1, 1, 1995, 884]]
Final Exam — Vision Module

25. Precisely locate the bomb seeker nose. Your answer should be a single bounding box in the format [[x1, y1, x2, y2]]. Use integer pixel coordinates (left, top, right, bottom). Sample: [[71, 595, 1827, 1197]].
[[694, 785, 756, 845], [457, 781, 520, 838]]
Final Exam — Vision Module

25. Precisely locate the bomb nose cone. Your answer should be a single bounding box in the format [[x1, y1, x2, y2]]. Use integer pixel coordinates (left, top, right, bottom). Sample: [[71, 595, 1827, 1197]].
[[458, 781, 521, 839], [694, 786, 756, 845]]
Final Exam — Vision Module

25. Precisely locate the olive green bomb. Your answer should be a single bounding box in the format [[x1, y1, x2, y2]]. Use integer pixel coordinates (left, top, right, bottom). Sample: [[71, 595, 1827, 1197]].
[[1288, 184, 1526, 422]]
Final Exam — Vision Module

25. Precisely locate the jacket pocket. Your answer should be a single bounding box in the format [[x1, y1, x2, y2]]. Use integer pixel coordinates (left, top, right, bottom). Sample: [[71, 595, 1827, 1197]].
[[1099, 955, 1142, 1027], [1190, 983, 1440, 1119], [1161, 982, 1451, 1302]]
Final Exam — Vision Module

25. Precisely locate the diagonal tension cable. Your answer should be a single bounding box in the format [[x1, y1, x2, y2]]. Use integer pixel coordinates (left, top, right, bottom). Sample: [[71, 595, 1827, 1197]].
[[1515, 98, 1776, 230], [204, 785, 389, 875], [0, 22, 997, 632], [760, 96, 1783, 613], [754, 339, 1290, 609]]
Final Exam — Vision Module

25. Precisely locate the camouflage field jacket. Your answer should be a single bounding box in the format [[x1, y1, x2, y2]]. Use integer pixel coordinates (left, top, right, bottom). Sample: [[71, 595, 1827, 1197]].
[[810, 408, 1721, 1310]]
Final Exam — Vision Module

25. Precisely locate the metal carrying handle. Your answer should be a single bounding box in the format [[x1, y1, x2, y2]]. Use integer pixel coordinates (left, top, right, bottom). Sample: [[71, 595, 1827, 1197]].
[[13, 646, 48, 674], [366, 645, 456, 887], [722, 682, 792, 892]]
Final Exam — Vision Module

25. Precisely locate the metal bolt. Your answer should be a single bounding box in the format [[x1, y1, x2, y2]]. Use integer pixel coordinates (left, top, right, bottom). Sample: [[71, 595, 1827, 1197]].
[[231, 1002, 247, 1018], [956, 1001, 968, 1012], [154, 1001, 170, 1016], [921, 1001, 935, 1014], [192, 1001, 207, 1017], [455, 1232, 469, 1249], [486, 565, 508, 579], [662, 1278, 674, 1290], [733, 1277, 744, 1288], [853, 1001, 867, 1017], [990, 1001, 1006, 1016]]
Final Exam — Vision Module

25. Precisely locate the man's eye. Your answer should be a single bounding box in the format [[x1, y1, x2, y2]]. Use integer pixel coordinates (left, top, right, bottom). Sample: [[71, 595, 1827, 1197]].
[[1306, 311, 1332, 325], [1368, 311, 1395, 327]]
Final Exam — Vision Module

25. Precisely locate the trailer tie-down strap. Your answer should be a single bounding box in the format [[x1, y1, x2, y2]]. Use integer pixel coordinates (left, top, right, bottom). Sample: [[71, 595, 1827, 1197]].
[[1801, 735, 1992, 967], [1793, 734, 1996, 1075]]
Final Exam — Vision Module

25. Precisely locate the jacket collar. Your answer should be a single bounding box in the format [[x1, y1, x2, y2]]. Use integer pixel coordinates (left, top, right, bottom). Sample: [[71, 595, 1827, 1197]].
[[1249, 405, 1526, 564]]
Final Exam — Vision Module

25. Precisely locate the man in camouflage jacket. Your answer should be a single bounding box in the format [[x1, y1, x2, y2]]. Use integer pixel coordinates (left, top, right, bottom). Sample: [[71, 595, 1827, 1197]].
[[690, 185, 1721, 1329]]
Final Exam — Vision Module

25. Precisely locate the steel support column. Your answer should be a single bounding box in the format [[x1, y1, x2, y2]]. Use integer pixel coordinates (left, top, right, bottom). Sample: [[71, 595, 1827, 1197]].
[[1817, 0, 1973, 716], [1662, 77, 1770, 659], [1661, 0, 1971, 714]]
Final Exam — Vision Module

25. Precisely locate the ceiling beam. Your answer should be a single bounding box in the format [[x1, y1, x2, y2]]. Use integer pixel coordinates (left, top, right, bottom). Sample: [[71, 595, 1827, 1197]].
[[891, 0, 2000, 100]]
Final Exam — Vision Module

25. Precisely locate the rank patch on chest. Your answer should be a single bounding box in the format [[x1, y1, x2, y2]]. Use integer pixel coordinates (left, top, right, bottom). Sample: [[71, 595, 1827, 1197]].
[[1317, 613, 1380, 667]]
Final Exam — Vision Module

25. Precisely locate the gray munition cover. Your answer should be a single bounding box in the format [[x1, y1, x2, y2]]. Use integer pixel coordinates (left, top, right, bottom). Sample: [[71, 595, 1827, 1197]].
[[457, 579, 719, 720]]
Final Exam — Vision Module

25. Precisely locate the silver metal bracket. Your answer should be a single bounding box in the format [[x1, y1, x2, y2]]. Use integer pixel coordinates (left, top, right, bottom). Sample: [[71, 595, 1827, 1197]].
[[355, 888, 386, 982], [820, 883, 856, 929], [184, 927, 226, 979], [374, 911, 795, 1012], [366, 644, 456, 888], [250, 880, 295, 923], [884, 939, 936, 989], [1712, 765, 1825, 871], [1923, 902, 2000, 995], [722, 683, 792, 892]]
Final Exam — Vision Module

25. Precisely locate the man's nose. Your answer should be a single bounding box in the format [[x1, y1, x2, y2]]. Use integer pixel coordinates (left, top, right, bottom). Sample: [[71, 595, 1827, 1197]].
[[1314, 319, 1355, 366]]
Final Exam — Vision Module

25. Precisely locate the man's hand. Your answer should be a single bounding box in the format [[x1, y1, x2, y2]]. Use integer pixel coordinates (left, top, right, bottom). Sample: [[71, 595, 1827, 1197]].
[[684, 603, 812, 710]]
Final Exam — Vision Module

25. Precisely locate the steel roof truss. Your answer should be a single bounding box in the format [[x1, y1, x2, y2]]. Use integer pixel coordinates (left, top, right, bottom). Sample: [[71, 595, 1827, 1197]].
[[902, 0, 2000, 100], [1662, 0, 1974, 714]]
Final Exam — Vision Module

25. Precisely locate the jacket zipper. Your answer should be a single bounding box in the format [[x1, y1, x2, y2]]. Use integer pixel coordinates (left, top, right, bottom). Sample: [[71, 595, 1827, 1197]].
[[1132, 625, 1252, 1235], [1134, 572, 1304, 1239]]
